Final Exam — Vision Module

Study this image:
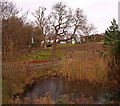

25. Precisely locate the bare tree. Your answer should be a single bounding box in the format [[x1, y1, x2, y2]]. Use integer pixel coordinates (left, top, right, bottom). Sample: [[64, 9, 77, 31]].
[[1, 0, 19, 20], [48, 2, 71, 57], [1, 1, 20, 59], [71, 8, 87, 44], [48, 2, 87, 57], [82, 23, 97, 36], [32, 7, 48, 48], [2, 1, 34, 61]]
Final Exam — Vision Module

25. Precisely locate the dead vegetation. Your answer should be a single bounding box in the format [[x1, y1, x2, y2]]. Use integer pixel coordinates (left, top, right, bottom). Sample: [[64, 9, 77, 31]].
[[61, 50, 108, 84], [10, 92, 95, 104]]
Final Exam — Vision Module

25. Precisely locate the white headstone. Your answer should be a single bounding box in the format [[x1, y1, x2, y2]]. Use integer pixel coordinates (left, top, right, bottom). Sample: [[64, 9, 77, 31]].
[[118, 1, 120, 30], [32, 36, 34, 44]]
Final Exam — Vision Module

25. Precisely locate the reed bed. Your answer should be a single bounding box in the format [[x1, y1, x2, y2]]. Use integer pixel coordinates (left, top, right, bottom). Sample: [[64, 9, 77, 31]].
[[61, 50, 108, 84]]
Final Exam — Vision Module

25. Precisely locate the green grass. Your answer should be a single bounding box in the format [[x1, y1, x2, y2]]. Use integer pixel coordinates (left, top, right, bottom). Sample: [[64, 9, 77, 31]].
[[56, 98, 65, 104], [20, 49, 66, 61], [14, 44, 81, 62], [97, 41, 104, 43], [20, 49, 52, 61], [2, 81, 10, 104], [57, 44, 80, 48]]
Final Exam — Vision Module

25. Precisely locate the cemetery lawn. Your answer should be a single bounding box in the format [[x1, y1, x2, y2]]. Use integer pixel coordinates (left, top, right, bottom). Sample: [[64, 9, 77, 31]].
[[19, 49, 66, 61], [19, 42, 103, 62]]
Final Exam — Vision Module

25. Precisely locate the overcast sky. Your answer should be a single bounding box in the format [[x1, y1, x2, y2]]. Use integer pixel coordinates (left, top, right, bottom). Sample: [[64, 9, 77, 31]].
[[12, 0, 120, 33]]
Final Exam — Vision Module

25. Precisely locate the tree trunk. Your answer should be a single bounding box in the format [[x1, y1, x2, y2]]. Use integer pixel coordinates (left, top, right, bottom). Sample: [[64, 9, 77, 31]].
[[44, 40, 46, 49], [52, 35, 57, 58], [73, 37, 77, 44]]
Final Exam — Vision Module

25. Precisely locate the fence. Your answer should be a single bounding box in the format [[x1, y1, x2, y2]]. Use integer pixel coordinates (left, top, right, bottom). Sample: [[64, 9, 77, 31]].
[[3, 59, 61, 72]]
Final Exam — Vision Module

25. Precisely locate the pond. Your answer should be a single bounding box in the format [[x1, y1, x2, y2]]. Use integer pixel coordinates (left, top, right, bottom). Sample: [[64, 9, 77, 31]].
[[21, 76, 107, 104]]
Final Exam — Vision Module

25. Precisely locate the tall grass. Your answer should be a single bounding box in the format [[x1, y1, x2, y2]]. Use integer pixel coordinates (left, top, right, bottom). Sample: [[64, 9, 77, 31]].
[[61, 50, 108, 84]]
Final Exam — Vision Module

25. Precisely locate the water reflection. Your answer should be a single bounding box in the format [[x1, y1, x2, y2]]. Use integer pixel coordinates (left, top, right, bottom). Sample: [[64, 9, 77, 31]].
[[22, 77, 107, 103]]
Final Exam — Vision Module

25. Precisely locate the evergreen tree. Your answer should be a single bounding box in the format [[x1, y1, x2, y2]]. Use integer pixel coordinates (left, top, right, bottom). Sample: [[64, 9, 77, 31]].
[[104, 19, 120, 96], [104, 18, 120, 57]]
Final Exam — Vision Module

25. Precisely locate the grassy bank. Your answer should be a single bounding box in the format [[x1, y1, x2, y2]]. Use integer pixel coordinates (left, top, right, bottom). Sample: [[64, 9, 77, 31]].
[[2, 46, 68, 104], [2, 62, 60, 104], [20, 49, 66, 61]]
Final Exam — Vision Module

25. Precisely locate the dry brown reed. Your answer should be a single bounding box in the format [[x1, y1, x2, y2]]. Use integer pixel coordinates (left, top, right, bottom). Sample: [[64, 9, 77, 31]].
[[61, 50, 108, 84], [11, 92, 95, 104], [33, 92, 55, 104]]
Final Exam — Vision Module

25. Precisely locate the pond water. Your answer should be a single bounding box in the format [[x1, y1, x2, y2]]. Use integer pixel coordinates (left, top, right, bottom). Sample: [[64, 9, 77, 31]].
[[21, 76, 107, 103]]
